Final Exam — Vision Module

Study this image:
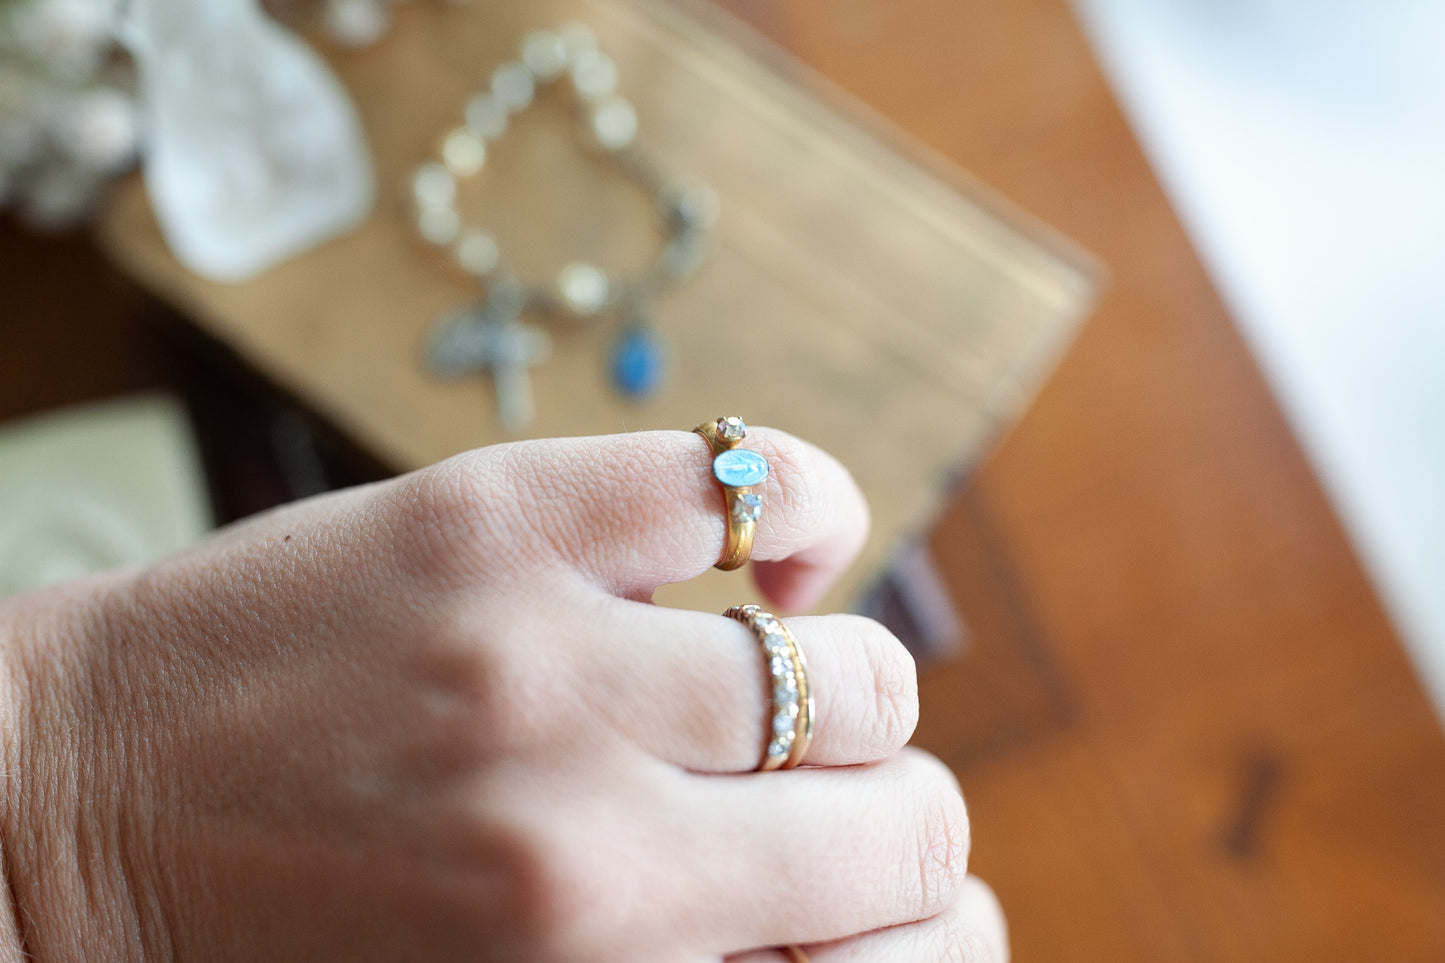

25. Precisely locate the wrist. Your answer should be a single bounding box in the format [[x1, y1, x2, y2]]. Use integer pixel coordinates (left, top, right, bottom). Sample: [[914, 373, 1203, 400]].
[[0, 575, 157, 960]]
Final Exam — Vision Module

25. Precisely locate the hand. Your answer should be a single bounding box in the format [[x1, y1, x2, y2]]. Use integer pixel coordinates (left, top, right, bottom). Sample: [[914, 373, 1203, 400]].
[[0, 427, 1005, 961]]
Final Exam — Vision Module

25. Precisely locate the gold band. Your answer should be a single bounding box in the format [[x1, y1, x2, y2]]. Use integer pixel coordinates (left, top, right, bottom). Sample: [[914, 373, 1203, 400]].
[[693, 416, 764, 571], [782, 946, 811, 962], [724, 604, 814, 771]]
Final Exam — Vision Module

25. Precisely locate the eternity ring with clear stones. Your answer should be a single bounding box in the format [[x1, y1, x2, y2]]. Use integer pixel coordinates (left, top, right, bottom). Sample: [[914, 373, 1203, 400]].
[[723, 604, 814, 771], [693, 416, 768, 571]]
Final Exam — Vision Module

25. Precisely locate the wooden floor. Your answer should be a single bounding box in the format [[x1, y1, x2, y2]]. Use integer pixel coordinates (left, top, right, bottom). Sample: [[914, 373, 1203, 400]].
[[705, 0, 1445, 958], [2, 0, 1443, 959]]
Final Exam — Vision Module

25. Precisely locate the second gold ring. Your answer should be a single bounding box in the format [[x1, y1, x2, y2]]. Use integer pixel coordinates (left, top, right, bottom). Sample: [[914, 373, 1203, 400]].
[[724, 603, 814, 771]]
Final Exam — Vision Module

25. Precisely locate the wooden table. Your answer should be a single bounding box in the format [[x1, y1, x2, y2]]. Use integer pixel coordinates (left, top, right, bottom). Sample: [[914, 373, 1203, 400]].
[[3, 0, 1442, 958], [705, 1, 1445, 959]]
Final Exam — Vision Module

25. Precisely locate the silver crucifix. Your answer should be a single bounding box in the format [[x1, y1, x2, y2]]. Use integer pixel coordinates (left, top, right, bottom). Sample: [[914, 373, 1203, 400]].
[[427, 281, 552, 432]]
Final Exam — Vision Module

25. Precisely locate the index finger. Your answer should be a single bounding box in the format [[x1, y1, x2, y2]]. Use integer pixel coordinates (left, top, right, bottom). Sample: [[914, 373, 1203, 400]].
[[433, 425, 870, 611]]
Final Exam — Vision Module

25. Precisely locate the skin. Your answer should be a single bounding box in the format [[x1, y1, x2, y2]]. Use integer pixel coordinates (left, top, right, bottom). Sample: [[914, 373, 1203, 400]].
[[0, 427, 1007, 961]]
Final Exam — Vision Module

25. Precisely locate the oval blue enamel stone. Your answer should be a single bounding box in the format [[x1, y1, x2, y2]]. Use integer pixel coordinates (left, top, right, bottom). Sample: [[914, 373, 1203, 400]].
[[713, 448, 769, 488]]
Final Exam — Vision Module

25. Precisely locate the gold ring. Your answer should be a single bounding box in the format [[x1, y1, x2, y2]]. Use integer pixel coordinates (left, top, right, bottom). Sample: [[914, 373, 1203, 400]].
[[782, 945, 811, 962], [693, 416, 768, 571], [724, 604, 814, 771]]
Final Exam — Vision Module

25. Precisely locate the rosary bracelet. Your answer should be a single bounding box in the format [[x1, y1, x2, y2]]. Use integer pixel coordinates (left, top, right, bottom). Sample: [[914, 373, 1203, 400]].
[[411, 23, 716, 430]]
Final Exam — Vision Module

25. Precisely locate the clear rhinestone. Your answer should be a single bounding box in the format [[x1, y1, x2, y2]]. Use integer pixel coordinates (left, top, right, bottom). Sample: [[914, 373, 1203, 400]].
[[492, 61, 536, 112], [454, 229, 499, 277], [732, 493, 762, 524], [716, 416, 747, 442], [465, 92, 509, 140], [557, 263, 610, 315], [441, 127, 486, 177], [763, 631, 790, 656], [590, 97, 637, 152], [767, 737, 791, 761], [775, 695, 799, 717], [571, 49, 618, 101], [770, 655, 795, 678], [773, 712, 796, 736], [411, 161, 455, 209], [521, 29, 568, 80], [779, 674, 799, 696], [753, 613, 778, 632]]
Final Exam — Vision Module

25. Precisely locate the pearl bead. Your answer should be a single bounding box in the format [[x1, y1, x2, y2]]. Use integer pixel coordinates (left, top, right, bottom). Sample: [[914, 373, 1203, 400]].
[[323, 0, 389, 48], [521, 30, 568, 80], [570, 49, 618, 101], [417, 206, 460, 246], [491, 61, 536, 113], [464, 93, 509, 141], [454, 229, 499, 277], [591, 98, 637, 152], [411, 162, 456, 209], [441, 128, 486, 177], [559, 23, 598, 64], [557, 262, 610, 315]]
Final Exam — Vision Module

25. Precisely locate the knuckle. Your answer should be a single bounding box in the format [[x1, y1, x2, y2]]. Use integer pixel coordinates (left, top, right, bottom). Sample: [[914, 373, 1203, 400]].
[[387, 455, 496, 562], [418, 607, 573, 758], [508, 835, 592, 948], [903, 751, 971, 920], [464, 822, 591, 955], [486, 814, 636, 961], [384, 446, 549, 578], [415, 635, 517, 757]]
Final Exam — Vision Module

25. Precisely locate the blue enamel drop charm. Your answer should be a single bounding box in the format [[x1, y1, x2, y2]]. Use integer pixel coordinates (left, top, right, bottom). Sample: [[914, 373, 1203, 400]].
[[608, 325, 665, 399]]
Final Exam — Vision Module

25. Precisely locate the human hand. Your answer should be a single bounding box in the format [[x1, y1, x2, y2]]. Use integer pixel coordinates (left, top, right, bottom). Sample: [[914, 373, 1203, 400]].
[[0, 426, 1005, 961]]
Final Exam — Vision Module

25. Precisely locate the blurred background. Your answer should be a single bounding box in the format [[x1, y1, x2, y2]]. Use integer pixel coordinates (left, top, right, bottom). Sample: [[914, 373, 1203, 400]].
[[1, 0, 1443, 959], [1075, 0, 1445, 721]]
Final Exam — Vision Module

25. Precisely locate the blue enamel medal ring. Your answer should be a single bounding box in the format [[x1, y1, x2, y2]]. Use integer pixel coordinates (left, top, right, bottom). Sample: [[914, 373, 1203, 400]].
[[693, 416, 769, 570]]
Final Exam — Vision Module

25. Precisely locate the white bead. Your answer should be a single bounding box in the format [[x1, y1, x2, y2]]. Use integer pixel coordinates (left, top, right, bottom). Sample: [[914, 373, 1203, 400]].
[[491, 61, 535, 112], [559, 22, 598, 64], [440, 127, 486, 177], [411, 161, 456, 209], [590, 97, 637, 152], [455, 229, 499, 276], [417, 206, 459, 246], [570, 49, 618, 101], [323, 0, 389, 48], [521, 29, 568, 80], [12, 0, 112, 78], [51, 86, 138, 171], [557, 262, 610, 315], [464, 93, 509, 141]]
